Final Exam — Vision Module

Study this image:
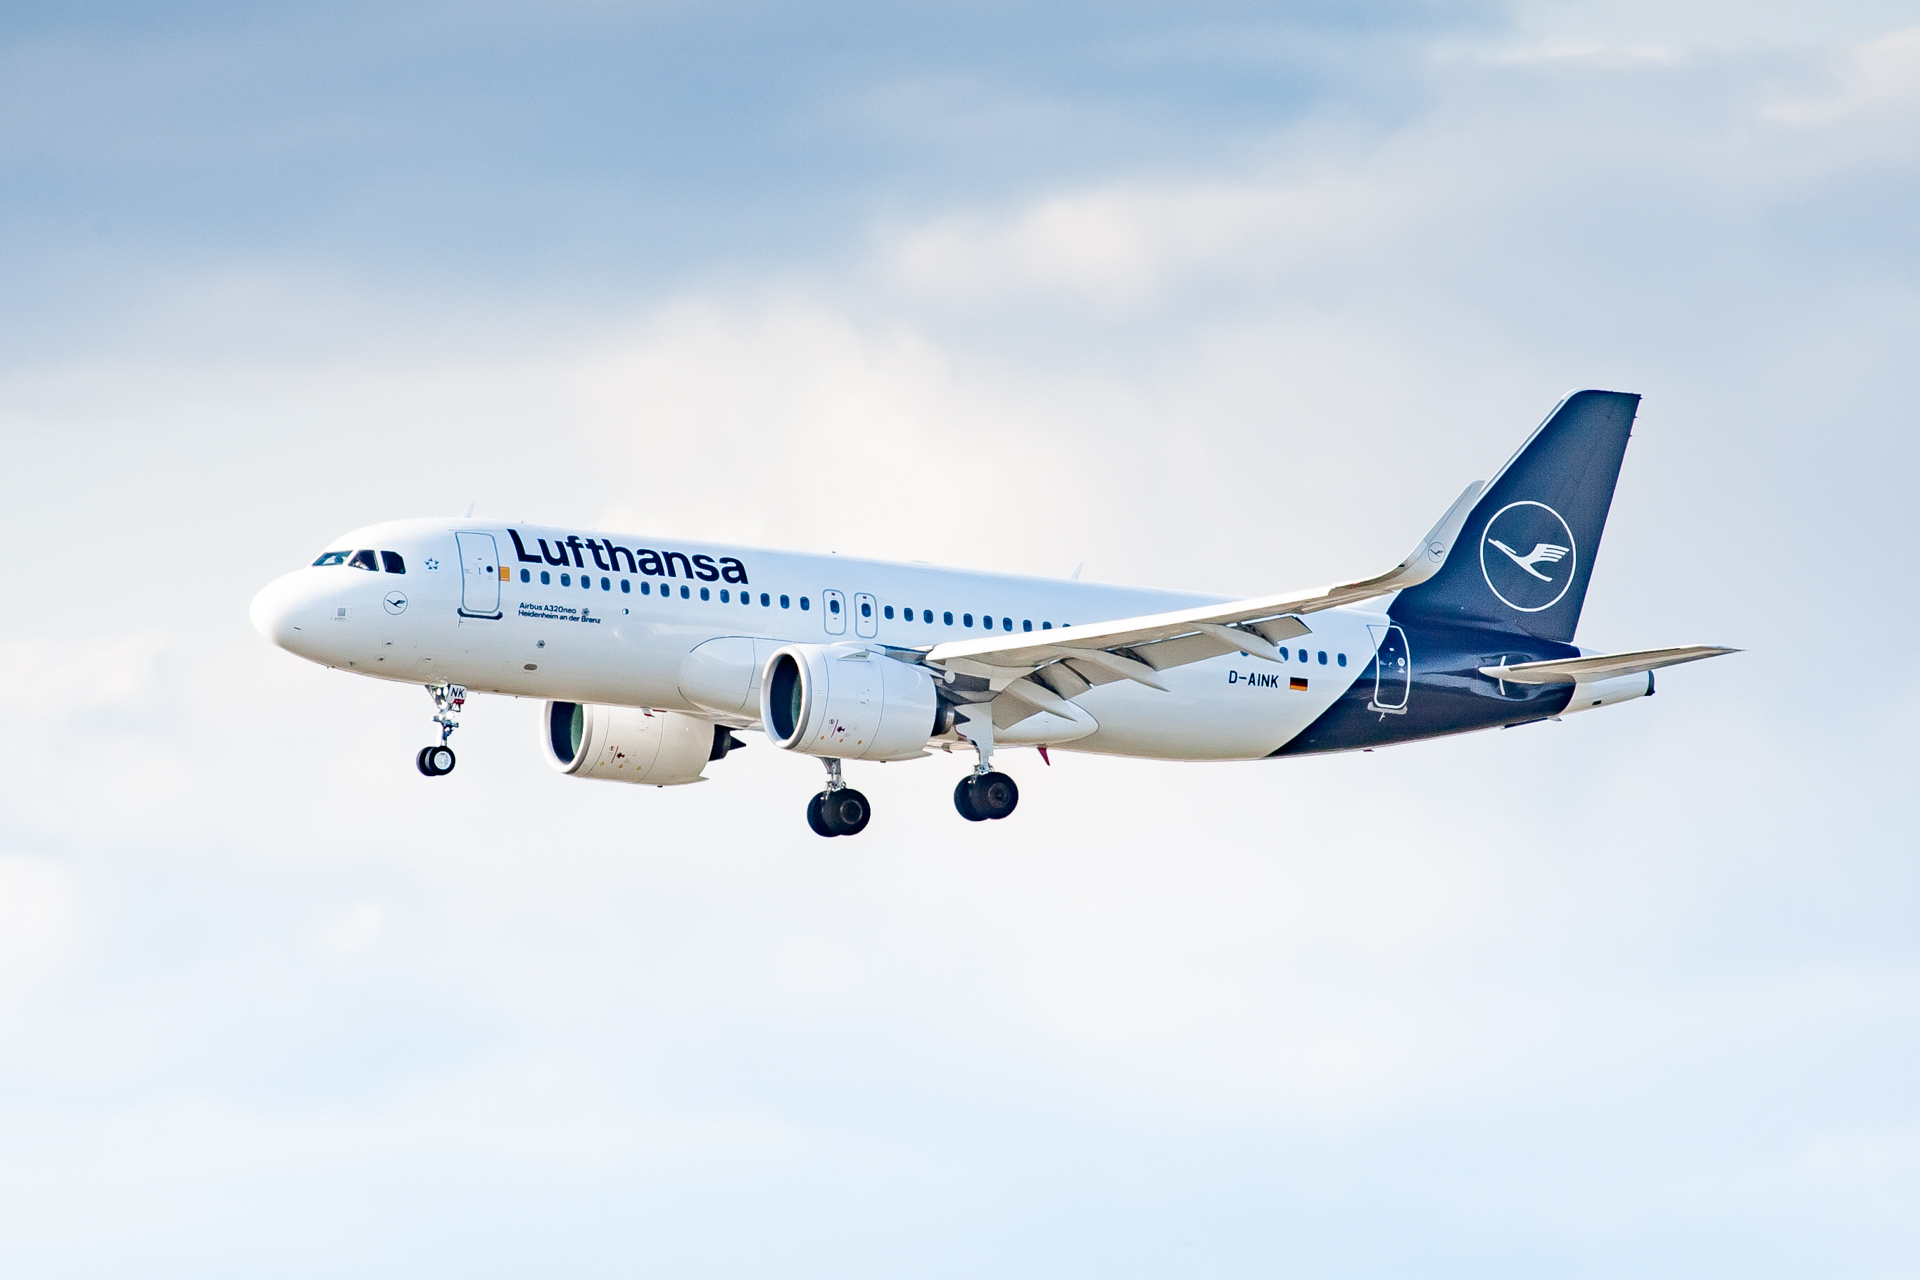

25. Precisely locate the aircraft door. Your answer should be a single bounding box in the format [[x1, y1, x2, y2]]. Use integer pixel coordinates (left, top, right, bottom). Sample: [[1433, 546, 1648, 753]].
[[456, 532, 504, 619], [822, 589, 847, 635], [1368, 624, 1410, 714], [853, 592, 878, 638]]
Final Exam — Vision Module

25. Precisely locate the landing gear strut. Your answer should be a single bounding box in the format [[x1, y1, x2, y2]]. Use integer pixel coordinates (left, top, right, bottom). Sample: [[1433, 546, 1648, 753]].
[[416, 683, 466, 777], [808, 757, 871, 837]]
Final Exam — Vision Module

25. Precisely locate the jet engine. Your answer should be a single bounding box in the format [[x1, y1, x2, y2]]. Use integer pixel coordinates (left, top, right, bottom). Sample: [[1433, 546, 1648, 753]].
[[761, 644, 946, 761], [542, 701, 724, 786]]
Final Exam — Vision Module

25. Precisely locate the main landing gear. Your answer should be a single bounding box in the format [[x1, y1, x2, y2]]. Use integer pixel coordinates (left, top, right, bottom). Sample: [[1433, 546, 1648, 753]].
[[807, 757, 871, 838], [416, 683, 466, 778], [954, 771, 1019, 821]]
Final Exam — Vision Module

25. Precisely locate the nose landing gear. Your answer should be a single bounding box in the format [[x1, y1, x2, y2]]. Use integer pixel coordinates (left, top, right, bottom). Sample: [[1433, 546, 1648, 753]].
[[807, 757, 872, 837], [416, 683, 466, 777], [417, 744, 456, 776]]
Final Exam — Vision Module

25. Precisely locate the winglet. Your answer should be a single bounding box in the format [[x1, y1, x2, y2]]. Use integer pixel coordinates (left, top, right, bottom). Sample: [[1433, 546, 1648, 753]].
[[1340, 481, 1483, 596]]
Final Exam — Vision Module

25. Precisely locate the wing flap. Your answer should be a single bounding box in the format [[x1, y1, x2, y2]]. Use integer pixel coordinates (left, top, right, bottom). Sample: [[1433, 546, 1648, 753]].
[[1479, 645, 1738, 685]]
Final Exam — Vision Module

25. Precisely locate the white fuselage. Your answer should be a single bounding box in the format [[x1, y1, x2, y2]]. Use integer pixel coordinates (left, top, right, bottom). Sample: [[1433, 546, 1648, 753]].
[[250, 519, 1383, 761]]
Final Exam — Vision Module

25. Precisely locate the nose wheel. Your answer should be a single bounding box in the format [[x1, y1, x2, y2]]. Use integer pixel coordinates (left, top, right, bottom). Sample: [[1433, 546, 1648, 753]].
[[416, 745, 456, 776], [955, 771, 1019, 821]]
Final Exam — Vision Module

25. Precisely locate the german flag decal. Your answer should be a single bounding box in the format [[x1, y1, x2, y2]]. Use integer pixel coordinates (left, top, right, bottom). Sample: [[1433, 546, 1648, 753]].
[[1289, 677, 1309, 691]]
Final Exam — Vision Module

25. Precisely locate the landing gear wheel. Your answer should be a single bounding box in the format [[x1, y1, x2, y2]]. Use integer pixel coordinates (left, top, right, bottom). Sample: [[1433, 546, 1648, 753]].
[[417, 745, 456, 777], [821, 788, 871, 837], [807, 792, 837, 838], [966, 771, 1019, 820], [954, 777, 987, 822]]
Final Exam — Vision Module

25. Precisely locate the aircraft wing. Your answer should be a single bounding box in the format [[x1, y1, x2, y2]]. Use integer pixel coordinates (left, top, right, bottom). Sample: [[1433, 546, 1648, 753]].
[[924, 483, 1484, 716], [1478, 645, 1739, 685]]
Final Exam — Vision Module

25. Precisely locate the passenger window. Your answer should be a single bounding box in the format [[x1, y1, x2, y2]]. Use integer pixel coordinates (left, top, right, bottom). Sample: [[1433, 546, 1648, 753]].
[[640, 581, 650, 594], [800, 596, 810, 610], [1042, 622, 1051, 629], [884, 605, 894, 620], [680, 585, 690, 598], [311, 551, 350, 567], [923, 610, 933, 623], [519, 569, 530, 583], [700, 587, 710, 601], [1317, 651, 1327, 665], [348, 549, 378, 572], [1003, 617, 1012, 631], [830, 598, 840, 614], [561, 573, 572, 587], [541, 571, 551, 585], [780, 595, 790, 609], [720, 589, 730, 603], [1337, 653, 1346, 666], [1023, 620, 1032, 632], [761, 593, 770, 606], [621, 579, 630, 593], [380, 551, 406, 574], [1278, 647, 1289, 660], [860, 602, 872, 618], [983, 616, 993, 630], [963, 613, 973, 626], [944, 612, 953, 625]]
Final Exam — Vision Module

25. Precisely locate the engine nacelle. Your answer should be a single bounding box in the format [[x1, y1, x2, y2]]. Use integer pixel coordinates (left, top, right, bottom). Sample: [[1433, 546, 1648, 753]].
[[760, 644, 943, 761], [542, 702, 717, 785]]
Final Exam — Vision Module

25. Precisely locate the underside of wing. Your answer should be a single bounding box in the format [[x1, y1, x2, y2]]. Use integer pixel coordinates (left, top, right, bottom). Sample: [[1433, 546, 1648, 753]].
[[1478, 645, 1739, 685]]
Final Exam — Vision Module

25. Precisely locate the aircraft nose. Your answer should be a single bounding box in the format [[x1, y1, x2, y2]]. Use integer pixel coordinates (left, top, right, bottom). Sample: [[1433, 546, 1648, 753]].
[[250, 571, 316, 649]]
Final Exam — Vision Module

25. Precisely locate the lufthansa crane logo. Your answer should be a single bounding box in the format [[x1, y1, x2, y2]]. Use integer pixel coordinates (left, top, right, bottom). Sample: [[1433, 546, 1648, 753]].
[[1479, 501, 1576, 613]]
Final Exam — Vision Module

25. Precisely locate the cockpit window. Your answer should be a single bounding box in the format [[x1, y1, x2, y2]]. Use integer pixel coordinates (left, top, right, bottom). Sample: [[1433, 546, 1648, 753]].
[[312, 551, 350, 567], [380, 551, 405, 574], [347, 549, 379, 572]]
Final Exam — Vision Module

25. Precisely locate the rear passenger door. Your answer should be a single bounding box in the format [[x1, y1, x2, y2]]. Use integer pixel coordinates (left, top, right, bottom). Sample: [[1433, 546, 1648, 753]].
[[456, 532, 503, 619]]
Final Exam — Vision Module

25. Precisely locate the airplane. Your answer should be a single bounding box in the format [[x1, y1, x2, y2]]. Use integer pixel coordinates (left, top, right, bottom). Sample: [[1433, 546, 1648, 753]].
[[250, 389, 1735, 836]]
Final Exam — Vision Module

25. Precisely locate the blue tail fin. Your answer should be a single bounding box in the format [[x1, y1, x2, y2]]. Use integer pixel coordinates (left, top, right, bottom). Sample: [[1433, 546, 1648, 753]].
[[1392, 389, 1638, 643]]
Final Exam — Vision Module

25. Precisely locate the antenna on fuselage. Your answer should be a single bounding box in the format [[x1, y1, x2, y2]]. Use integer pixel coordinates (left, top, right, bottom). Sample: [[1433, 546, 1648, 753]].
[[1070, 563, 1083, 579], [463, 501, 476, 518]]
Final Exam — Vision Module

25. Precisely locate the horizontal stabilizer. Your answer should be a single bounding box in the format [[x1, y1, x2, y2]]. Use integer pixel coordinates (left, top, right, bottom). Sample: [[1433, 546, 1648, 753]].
[[1479, 645, 1739, 685]]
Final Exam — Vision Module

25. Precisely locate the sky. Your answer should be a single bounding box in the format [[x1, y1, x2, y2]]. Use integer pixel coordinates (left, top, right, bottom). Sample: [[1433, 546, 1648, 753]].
[[1, 1, 1917, 1276]]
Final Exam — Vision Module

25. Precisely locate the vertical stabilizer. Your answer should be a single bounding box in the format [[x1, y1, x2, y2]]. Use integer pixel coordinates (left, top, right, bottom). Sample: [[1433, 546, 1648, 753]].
[[1392, 390, 1638, 643]]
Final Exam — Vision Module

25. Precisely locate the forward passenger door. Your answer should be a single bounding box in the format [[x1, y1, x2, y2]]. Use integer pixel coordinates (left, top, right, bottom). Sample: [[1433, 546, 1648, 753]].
[[456, 532, 503, 619]]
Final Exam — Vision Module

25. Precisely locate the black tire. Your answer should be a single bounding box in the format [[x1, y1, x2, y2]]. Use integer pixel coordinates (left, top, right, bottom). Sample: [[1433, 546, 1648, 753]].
[[426, 745, 456, 776], [807, 792, 838, 838], [954, 776, 987, 821], [822, 788, 871, 836], [970, 772, 1019, 820], [416, 747, 435, 777]]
